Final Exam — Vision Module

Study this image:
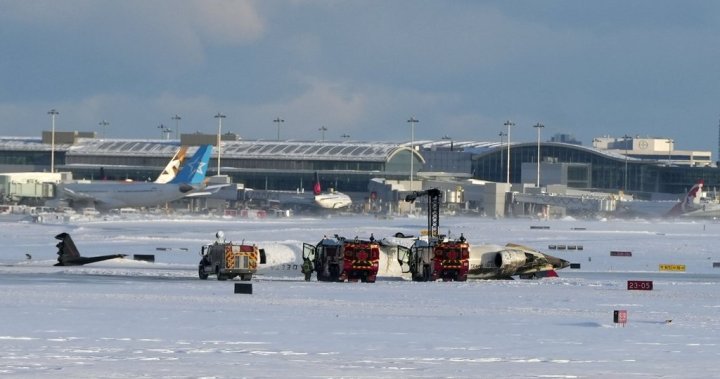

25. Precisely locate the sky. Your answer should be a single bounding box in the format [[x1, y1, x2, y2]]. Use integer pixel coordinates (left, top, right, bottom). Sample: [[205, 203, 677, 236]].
[[1, 1, 719, 153]]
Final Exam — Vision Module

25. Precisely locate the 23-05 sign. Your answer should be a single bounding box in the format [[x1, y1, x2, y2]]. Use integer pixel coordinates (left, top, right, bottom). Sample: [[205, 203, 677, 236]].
[[627, 280, 653, 290]]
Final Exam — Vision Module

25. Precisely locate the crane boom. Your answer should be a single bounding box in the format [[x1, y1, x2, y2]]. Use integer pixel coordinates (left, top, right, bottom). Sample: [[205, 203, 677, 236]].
[[405, 188, 442, 240]]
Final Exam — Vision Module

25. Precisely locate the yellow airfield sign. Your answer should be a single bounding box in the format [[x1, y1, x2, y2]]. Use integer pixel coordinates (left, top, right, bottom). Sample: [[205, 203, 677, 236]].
[[659, 264, 686, 272]]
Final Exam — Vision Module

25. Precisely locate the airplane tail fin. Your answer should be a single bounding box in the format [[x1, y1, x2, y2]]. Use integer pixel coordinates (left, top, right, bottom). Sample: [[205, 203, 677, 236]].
[[53, 232, 126, 266], [666, 179, 704, 217], [313, 172, 322, 195], [155, 146, 189, 183], [55, 232, 81, 266], [169, 144, 213, 185]]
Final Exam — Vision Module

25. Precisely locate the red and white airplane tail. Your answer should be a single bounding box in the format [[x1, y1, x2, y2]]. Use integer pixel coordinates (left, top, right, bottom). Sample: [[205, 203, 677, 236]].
[[666, 180, 704, 217], [313, 172, 322, 196]]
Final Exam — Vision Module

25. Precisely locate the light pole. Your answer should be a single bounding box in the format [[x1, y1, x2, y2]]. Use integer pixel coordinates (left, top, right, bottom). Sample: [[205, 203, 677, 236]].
[[172, 114, 181, 140], [666, 138, 673, 165], [533, 122, 544, 187], [407, 117, 419, 191], [319, 126, 327, 141], [157, 124, 171, 140], [98, 120, 109, 139], [48, 109, 59, 173], [623, 134, 631, 191], [214, 113, 226, 175], [504, 120, 514, 184], [499, 131, 506, 181], [273, 117, 284, 141]]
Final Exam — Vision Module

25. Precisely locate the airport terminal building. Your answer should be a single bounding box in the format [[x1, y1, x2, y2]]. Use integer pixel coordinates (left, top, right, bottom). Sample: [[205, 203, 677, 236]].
[[0, 132, 718, 209]]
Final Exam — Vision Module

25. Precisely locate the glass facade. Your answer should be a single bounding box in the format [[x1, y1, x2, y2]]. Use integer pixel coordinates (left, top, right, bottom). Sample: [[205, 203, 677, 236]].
[[472, 143, 720, 195]]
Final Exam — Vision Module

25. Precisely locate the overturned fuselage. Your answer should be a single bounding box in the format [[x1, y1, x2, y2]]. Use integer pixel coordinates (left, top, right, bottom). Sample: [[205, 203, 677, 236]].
[[467, 243, 570, 279]]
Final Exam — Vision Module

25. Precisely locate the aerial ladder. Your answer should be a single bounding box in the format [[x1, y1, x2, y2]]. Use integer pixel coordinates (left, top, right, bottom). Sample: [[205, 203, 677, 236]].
[[397, 188, 470, 281]]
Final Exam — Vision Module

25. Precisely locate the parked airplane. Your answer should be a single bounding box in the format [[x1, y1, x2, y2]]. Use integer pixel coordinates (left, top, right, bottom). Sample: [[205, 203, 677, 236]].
[[242, 173, 352, 211], [154, 146, 189, 183], [312, 173, 352, 209], [54, 232, 125, 266], [616, 180, 720, 218], [58, 144, 213, 211]]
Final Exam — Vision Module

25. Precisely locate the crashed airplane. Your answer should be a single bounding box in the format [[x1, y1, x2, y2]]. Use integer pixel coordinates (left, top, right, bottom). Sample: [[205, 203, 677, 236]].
[[54, 232, 126, 266]]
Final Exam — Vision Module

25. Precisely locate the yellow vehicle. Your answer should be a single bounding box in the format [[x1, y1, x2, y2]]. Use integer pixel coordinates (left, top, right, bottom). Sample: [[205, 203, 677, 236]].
[[198, 231, 266, 281]]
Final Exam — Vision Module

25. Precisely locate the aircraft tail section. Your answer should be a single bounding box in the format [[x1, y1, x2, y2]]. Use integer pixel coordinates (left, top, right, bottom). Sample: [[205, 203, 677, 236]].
[[54, 232, 125, 266], [169, 144, 212, 185], [666, 180, 704, 217], [155, 146, 189, 183], [313, 172, 322, 195]]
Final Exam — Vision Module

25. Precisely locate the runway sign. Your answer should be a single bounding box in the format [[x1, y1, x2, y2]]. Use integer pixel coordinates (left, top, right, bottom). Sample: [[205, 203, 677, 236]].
[[610, 251, 632, 257], [613, 310, 628, 326], [627, 280, 653, 291], [570, 263, 581, 269], [713, 262, 720, 268], [659, 264, 686, 272], [234, 283, 253, 294], [530, 226, 550, 230]]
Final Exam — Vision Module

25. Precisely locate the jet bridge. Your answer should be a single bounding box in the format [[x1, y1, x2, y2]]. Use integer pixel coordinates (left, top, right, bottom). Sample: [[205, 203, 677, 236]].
[[513, 192, 617, 213]]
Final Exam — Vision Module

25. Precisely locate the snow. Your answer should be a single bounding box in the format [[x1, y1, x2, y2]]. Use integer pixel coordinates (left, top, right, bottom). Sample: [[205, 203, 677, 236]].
[[1, 215, 720, 378]]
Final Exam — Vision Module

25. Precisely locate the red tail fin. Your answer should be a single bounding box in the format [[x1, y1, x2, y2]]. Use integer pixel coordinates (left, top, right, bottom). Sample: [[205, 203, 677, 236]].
[[666, 180, 703, 216], [313, 172, 322, 195]]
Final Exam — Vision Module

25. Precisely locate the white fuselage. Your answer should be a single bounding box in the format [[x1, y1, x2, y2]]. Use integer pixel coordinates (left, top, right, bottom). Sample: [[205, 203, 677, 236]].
[[314, 192, 352, 209], [60, 181, 193, 211]]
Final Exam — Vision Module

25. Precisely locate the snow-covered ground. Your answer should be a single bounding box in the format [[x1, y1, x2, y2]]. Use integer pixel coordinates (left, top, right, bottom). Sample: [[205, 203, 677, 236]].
[[1, 215, 719, 378]]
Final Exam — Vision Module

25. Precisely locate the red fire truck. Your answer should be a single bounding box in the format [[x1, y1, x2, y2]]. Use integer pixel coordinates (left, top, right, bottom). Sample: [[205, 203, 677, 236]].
[[396, 188, 470, 281], [302, 235, 380, 283]]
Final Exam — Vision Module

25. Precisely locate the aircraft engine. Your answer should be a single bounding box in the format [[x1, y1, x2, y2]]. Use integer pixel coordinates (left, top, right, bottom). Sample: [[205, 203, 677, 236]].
[[494, 250, 527, 272]]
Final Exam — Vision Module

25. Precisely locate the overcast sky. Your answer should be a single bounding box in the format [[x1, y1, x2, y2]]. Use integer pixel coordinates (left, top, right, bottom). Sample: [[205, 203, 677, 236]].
[[1, 1, 718, 153]]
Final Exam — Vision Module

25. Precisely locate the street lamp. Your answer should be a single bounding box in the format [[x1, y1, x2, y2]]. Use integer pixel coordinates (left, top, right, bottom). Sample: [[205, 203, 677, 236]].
[[157, 124, 171, 140], [499, 131, 506, 181], [273, 117, 284, 141], [47, 109, 59, 173], [172, 114, 181, 140], [533, 122, 545, 187], [666, 138, 673, 165], [623, 134, 631, 190], [318, 126, 327, 141], [98, 120, 109, 139], [407, 117, 419, 191], [214, 113, 226, 175], [504, 120, 515, 184]]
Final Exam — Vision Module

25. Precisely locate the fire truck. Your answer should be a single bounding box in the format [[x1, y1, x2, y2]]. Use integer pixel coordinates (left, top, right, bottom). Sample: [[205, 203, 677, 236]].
[[198, 231, 266, 281], [395, 188, 470, 281], [302, 235, 380, 283]]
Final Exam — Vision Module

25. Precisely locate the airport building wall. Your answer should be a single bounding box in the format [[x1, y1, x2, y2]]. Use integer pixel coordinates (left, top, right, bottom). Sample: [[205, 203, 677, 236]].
[[0, 135, 719, 203]]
